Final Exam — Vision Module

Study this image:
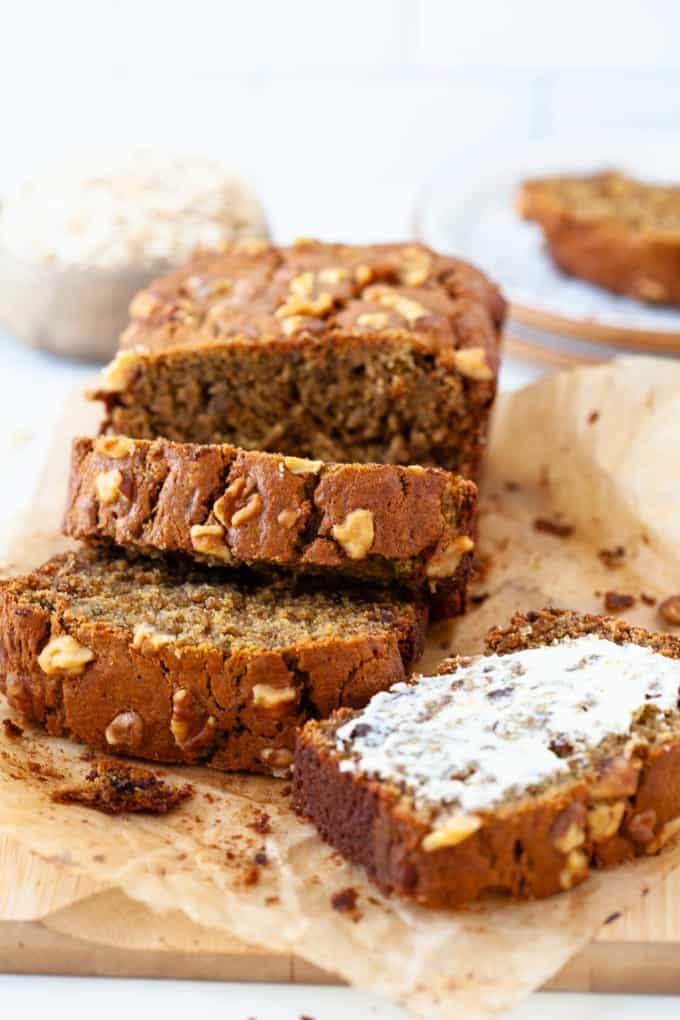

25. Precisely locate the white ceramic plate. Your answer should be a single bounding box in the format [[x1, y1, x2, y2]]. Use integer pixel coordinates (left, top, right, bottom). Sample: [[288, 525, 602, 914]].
[[415, 134, 680, 351]]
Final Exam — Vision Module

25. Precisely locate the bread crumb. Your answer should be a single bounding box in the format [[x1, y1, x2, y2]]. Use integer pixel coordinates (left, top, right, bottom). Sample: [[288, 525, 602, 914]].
[[598, 546, 626, 569], [604, 591, 636, 613], [330, 886, 358, 913], [2, 719, 23, 739], [533, 517, 574, 538], [52, 759, 193, 815], [659, 596, 680, 626], [249, 811, 272, 835]]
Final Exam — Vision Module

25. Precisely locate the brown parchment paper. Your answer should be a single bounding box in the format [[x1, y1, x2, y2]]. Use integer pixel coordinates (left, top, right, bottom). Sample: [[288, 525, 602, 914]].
[[2, 355, 680, 1019]]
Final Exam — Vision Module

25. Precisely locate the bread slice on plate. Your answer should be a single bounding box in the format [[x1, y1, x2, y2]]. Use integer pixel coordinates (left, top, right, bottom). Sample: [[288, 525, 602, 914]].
[[89, 239, 504, 481], [0, 548, 427, 776], [518, 170, 680, 305], [293, 608, 680, 907], [64, 436, 477, 617]]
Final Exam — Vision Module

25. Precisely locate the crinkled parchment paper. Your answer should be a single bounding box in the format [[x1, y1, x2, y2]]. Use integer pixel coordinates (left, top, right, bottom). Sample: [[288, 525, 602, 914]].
[[1, 355, 680, 1019]]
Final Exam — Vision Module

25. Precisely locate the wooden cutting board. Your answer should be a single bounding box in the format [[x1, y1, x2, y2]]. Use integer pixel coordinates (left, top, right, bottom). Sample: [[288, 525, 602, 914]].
[[2, 833, 680, 993], [2, 378, 680, 994]]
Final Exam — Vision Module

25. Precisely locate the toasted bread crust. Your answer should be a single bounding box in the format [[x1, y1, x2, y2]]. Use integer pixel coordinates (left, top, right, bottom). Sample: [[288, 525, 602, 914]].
[[518, 171, 680, 305], [0, 550, 427, 776], [63, 436, 477, 618], [293, 609, 680, 907]]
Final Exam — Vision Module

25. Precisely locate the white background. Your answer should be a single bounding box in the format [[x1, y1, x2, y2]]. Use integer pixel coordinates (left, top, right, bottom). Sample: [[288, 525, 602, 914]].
[[1, 0, 680, 240], [1, 2, 680, 1016]]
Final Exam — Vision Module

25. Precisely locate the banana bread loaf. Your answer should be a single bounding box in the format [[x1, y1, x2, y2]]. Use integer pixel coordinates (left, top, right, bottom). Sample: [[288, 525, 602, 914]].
[[293, 608, 680, 907], [63, 436, 477, 617], [91, 240, 505, 480], [518, 170, 680, 305], [0, 549, 427, 776]]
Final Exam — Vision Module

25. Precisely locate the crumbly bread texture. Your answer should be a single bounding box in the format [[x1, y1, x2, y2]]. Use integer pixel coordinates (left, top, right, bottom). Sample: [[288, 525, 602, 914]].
[[293, 608, 680, 908], [91, 240, 504, 480], [0, 549, 427, 776], [52, 759, 194, 815], [64, 436, 477, 617], [518, 170, 680, 305]]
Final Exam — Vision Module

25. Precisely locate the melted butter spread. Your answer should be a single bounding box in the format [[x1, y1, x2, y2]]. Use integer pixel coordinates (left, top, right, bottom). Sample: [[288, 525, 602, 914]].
[[336, 636, 680, 814]]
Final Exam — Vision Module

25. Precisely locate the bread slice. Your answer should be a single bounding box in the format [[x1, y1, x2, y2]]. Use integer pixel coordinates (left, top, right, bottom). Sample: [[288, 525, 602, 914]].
[[89, 240, 504, 481], [293, 608, 680, 907], [0, 549, 427, 776], [63, 436, 477, 618], [518, 170, 680, 305]]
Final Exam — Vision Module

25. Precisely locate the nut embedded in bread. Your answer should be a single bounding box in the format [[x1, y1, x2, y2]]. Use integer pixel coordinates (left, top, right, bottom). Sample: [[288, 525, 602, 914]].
[[63, 436, 477, 618], [518, 170, 680, 305], [0, 549, 427, 776], [293, 608, 680, 907], [90, 240, 505, 481]]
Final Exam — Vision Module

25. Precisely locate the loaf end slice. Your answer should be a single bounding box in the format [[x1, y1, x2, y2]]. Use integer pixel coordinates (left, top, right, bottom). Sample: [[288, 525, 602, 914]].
[[64, 436, 477, 618], [518, 170, 680, 305], [0, 549, 427, 776], [294, 608, 680, 907]]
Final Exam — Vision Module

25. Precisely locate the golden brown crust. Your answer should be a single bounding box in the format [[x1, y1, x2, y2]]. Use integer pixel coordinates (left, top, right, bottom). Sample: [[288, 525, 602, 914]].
[[0, 550, 428, 777], [91, 240, 505, 480], [293, 609, 680, 907], [117, 239, 505, 356], [518, 171, 680, 305], [63, 436, 477, 617]]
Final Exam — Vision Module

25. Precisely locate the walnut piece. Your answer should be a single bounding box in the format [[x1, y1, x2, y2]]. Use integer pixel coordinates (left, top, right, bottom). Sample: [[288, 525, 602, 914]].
[[281, 315, 308, 336], [277, 508, 300, 529], [559, 849, 589, 890], [422, 814, 481, 852], [259, 747, 294, 776], [38, 635, 95, 675], [190, 523, 231, 562], [213, 478, 247, 527], [587, 801, 626, 843], [398, 246, 432, 286], [252, 683, 297, 710], [590, 755, 641, 800], [290, 271, 315, 297], [318, 266, 349, 285], [426, 535, 475, 579], [95, 468, 124, 505], [129, 290, 162, 320], [356, 312, 389, 330], [98, 349, 143, 393], [170, 689, 217, 755], [453, 347, 494, 381], [132, 623, 176, 651], [230, 492, 262, 527], [331, 508, 375, 560], [366, 286, 428, 325], [354, 264, 373, 286], [276, 288, 333, 319], [550, 803, 586, 853], [105, 710, 144, 750], [94, 436, 135, 459], [283, 455, 323, 475]]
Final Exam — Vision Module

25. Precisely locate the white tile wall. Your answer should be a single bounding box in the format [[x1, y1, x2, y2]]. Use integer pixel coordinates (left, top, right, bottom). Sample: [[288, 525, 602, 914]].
[[0, 0, 678, 239]]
